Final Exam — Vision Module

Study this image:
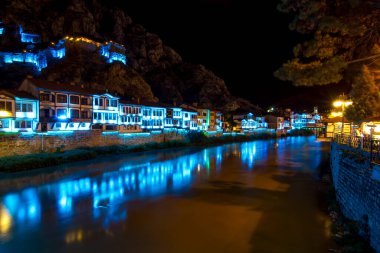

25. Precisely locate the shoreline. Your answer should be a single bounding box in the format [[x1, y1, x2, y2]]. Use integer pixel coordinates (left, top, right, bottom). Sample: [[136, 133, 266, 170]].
[[0, 130, 314, 173], [319, 150, 375, 253]]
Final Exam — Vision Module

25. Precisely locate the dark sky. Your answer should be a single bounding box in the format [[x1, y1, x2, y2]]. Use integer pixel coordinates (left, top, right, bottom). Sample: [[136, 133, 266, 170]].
[[115, 0, 349, 112]]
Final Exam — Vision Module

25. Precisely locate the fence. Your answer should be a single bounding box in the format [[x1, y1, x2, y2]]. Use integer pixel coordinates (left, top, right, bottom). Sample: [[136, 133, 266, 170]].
[[333, 134, 380, 164]]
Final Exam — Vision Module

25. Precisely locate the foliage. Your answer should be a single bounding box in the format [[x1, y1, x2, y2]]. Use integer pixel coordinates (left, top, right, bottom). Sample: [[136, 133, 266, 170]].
[[275, 0, 380, 120], [345, 65, 380, 123]]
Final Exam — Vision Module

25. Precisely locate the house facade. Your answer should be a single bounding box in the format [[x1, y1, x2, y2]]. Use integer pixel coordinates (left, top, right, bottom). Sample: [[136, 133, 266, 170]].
[[19, 78, 96, 132], [0, 90, 38, 132], [119, 101, 142, 132]]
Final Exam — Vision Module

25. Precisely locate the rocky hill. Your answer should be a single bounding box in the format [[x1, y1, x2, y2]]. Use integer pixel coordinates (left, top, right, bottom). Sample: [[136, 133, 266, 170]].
[[0, 0, 261, 113]]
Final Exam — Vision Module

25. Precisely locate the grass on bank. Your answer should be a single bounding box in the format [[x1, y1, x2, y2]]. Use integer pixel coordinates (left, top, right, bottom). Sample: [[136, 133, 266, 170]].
[[0, 129, 315, 173]]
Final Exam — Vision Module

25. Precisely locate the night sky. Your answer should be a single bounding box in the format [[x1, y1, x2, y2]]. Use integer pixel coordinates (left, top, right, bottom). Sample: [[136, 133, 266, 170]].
[[114, 0, 349, 112]]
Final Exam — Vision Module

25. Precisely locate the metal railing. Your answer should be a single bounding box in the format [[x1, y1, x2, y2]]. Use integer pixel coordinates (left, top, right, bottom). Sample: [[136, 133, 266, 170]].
[[333, 134, 380, 164]]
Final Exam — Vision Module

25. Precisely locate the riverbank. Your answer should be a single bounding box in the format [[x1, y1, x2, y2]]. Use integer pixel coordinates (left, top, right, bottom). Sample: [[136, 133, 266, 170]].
[[0, 129, 314, 173], [318, 151, 375, 253]]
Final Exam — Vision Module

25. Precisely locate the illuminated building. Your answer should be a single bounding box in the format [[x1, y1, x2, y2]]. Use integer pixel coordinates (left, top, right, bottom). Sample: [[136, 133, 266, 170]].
[[92, 93, 120, 131], [19, 78, 97, 132], [165, 106, 183, 129], [0, 22, 126, 71], [232, 112, 266, 132], [290, 112, 322, 129], [264, 115, 285, 131], [140, 101, 166, 130], [182, 108, 198, 130], [0, 23, 64, 71], [118, 100, 143, 132], [0, 90, 39, 132], [360, 117, 380, 139]]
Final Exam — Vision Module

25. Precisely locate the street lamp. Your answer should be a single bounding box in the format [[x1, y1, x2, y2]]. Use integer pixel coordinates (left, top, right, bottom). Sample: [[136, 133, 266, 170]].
[[333, 94, 352, 134]]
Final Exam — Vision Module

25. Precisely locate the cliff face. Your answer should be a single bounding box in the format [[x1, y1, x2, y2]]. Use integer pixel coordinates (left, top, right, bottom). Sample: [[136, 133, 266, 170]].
[[1, 0, 260, 113]]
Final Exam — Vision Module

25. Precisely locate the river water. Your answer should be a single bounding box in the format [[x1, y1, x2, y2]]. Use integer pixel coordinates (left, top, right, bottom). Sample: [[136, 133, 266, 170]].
[[0, 136, 333, 253]]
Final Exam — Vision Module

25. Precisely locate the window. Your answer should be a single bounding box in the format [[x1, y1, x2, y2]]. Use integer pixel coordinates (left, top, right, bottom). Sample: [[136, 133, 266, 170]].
[[71, 109, 79, 119], [143, 109, 150, 116], [57, 94, 67, 103], [57, 109, 67, 119], [203, 112, 207, 116], [0, 120, 9, 128], [70, 96, 79, 104], [184, 113, 189, 118], [15, 120, 32, 128], [81, 97, 89, 105], [106, 99, 117, 107], [113, 114, 117, 120], [40, 93, 50, 101], [16, 103, 33, 112], [94, 98, 103, 106], [81, 111, 89, 119], [0, 101, 12, 112], [173, 111, 181, 117]]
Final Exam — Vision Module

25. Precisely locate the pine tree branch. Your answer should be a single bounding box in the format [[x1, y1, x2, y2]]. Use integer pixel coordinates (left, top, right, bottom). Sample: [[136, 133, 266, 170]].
[[348, 53, 380, 64]]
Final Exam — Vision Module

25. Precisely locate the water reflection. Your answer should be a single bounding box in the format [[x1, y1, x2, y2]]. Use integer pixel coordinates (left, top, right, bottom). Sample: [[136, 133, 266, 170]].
[[0, 137, 321, 248]]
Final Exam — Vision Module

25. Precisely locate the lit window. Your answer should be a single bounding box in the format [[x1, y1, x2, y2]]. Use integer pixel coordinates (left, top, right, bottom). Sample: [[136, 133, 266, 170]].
[[71, 109, 79, 119], [57, 94, 67, 103], [0, 101, 12, 112], [70, 96, 79, 104], [57, 109, 67, 118]]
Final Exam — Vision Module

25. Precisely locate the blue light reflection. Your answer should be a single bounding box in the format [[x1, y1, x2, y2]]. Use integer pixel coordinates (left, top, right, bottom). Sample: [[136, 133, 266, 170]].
[[0, 139, 319, 240]]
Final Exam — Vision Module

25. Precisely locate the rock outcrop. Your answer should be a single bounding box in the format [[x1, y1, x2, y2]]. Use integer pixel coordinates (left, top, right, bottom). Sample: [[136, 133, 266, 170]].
[[1, 0, 260, 113]]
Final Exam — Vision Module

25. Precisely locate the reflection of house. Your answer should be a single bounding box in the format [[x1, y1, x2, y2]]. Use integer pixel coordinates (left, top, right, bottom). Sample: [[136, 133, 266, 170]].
[[118, 101, 142, 132], [0, 90, 38, 132], [19, 78, 96, 132]]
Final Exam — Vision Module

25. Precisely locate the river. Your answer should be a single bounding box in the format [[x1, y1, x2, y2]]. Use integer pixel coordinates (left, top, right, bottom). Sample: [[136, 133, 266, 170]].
[[0, 136, 333, 253]]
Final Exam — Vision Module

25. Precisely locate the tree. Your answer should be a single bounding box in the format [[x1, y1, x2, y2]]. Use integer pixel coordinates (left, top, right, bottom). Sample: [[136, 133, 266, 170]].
[[345, 65, 380, 123], [274, 0, 380, 119]]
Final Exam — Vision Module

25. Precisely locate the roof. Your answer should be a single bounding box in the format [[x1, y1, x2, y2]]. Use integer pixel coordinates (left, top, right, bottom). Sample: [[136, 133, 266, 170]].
[[181, 108, 198, 113], [362, 116, 380, 123], [25, 78, 105, 95], [322, 117, 349, 123], [138, 100, 172, 108], [0, 89, 37, 100], [119, 100, 145, 106]]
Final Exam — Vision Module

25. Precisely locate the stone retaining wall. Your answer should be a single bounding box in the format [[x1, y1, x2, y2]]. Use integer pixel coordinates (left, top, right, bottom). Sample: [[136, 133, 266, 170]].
[[0, 130, 186, 156], [331, 143, 380, 252]]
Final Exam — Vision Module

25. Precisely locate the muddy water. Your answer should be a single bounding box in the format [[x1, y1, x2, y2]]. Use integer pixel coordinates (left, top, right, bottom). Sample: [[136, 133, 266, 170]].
[[0, 136, 333, 253]]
